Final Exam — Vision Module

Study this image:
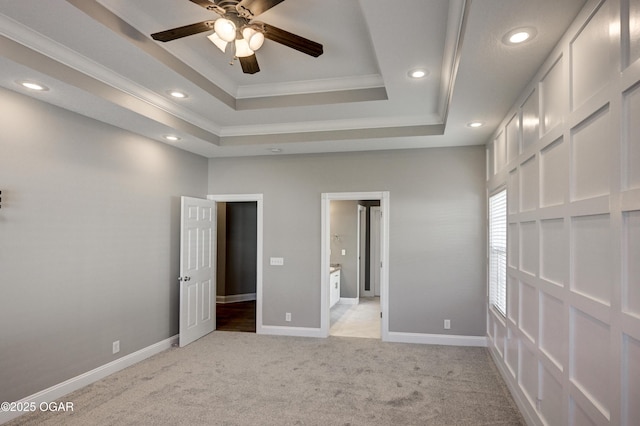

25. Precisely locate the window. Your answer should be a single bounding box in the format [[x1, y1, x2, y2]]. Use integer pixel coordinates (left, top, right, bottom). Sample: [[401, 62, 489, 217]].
[[489, 189, 507, 316]]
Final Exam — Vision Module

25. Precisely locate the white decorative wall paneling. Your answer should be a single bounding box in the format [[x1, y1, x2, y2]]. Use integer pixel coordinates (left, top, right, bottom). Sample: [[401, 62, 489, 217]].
[[486, 1, 640, 425]]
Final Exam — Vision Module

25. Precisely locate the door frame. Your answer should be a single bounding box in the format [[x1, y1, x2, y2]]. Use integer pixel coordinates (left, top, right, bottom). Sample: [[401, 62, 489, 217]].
[[207, 193, 264, 334], [321, 191, 390, 340], [370, 206, 382, 297], [357, 205, 366, 300]]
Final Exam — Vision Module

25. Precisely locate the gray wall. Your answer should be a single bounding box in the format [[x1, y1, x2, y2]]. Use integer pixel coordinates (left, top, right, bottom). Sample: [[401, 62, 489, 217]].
[[0, 87, 208, 403], [330, 200, 359, 298], [208, 147, 486, 334]]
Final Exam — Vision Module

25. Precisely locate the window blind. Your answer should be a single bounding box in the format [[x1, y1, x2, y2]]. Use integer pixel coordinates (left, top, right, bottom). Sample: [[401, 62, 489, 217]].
[[489, 189, 507, 317]]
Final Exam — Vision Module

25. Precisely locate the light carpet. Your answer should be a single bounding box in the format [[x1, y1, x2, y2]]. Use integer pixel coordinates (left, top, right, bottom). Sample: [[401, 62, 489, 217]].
[[7, 332, 524, 425]]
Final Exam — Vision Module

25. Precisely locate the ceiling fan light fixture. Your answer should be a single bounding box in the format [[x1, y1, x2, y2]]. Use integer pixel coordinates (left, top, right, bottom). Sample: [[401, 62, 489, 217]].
[[242, 27, 265, 51], [235, 38, 254, 58], [207, 32, 228, 52], [214, 18, 236, 42]]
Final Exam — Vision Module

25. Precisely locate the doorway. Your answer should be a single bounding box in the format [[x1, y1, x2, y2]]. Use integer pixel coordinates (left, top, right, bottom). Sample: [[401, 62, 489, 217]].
[[208, 194, 264, 333], [321, 192, 389, 340], [215, 201, 257, 332]]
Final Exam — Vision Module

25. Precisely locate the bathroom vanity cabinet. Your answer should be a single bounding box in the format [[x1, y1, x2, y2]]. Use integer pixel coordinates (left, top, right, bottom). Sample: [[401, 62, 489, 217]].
[[329, 268, 341, 308]]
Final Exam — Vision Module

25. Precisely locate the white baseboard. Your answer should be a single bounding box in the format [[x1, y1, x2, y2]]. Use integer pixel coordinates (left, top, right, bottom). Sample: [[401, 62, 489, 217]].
[[386, 331, 488, 347], [0, 335, 178, 425], [216, 293, 256, 304], [258, 325, 325, 338], [338, 298, 359, 305]]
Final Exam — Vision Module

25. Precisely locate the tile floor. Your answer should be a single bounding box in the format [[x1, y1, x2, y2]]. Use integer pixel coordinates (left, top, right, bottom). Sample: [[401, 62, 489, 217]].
[[330, 297, 381, 338]]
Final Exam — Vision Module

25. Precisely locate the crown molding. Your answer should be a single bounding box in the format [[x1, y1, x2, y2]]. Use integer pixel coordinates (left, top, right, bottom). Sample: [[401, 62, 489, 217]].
[[236, 74, 385, 98]]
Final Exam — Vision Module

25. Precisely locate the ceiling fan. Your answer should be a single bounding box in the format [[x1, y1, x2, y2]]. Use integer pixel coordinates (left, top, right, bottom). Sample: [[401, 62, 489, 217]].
[[151, 0, 323, 74]]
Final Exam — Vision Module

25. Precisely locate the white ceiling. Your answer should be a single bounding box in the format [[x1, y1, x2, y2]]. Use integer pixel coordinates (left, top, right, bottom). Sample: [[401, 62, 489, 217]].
[[0, 0, 586, 158]]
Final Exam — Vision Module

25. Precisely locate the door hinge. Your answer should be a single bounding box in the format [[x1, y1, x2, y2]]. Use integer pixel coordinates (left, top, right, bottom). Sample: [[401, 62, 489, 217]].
[[380, 312, 382, 318]]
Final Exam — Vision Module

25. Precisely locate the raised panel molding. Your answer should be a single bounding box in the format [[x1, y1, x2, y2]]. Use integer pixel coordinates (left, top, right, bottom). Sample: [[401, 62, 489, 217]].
[[541, 138, 568, 207], [541, 57, 565, 135], [570, 0, 614, 110], [540, 291, 565, 370], [626, 0, 640, 67], [521, 89, 540, 151], [519, 280, 538, 343], [486, 1, 640, 425], [622, 334, 640, 425], [624, 82, 640, 190], [540, 363, 564, 425], [570, 307, 611, 420], [624, 211, 640, 319], [507, 114, 521, 163], [571, 214, 612, 306], [520, 156, 539, 212], [540, 218, 567, 287], [571, 105, 612, 202], [520, 221, 539, 276]]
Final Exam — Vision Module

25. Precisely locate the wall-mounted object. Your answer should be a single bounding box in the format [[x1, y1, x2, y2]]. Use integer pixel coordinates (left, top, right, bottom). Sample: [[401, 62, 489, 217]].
[[0, 190, 2, 209]]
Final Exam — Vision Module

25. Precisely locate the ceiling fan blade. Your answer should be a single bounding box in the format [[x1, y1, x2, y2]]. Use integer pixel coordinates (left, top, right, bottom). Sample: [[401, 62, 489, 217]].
[[188, 0, 225, 13], [261, 23, 323, 57], [239, 54, 260, 74], [151, 20, 215, 42], [236, 0, 285, 18]]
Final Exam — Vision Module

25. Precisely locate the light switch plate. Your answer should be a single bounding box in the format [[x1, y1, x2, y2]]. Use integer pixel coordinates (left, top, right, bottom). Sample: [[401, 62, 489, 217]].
[[270, 257, 284, 266]]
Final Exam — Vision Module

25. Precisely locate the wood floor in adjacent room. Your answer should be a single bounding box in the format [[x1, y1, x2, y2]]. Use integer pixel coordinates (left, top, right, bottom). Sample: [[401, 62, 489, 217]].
[[216, 301, 256, 333]]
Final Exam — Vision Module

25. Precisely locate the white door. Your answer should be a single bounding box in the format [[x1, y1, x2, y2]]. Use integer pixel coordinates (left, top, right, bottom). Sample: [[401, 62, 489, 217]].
[[179, 196, 216, 347], [371, 206, 382, 297]]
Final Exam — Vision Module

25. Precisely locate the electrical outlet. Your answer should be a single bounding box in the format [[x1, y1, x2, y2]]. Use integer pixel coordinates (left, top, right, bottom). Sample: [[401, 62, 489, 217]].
[[112, 340, 120, 354], [444, 319, 451, 330], [341, 249, 346, 256], [285, 312, 291, 322]]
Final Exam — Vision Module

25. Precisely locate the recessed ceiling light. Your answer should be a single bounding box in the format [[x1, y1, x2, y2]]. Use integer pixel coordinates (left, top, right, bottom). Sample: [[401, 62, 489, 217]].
[[467, 121, 484, 128], [502, 27, 537, 45], [509, 32, 530, 43], [408, 68, 429, 79], [164, 135, 181, 141], [17, 80, 49, 91], [168, 90, 188, 99]]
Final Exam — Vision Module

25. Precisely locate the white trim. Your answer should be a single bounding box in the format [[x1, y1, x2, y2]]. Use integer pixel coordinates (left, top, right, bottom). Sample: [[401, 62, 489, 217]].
[[236, 74, 385, 99], [321, 191, 390, 340], [207, 194, 264, 334], [386, 332, 488, 347], [0, 335, 178, 425], [338, 297, 359, 305], [216, 293, 256, 304], [259, 326, 325, 338]]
